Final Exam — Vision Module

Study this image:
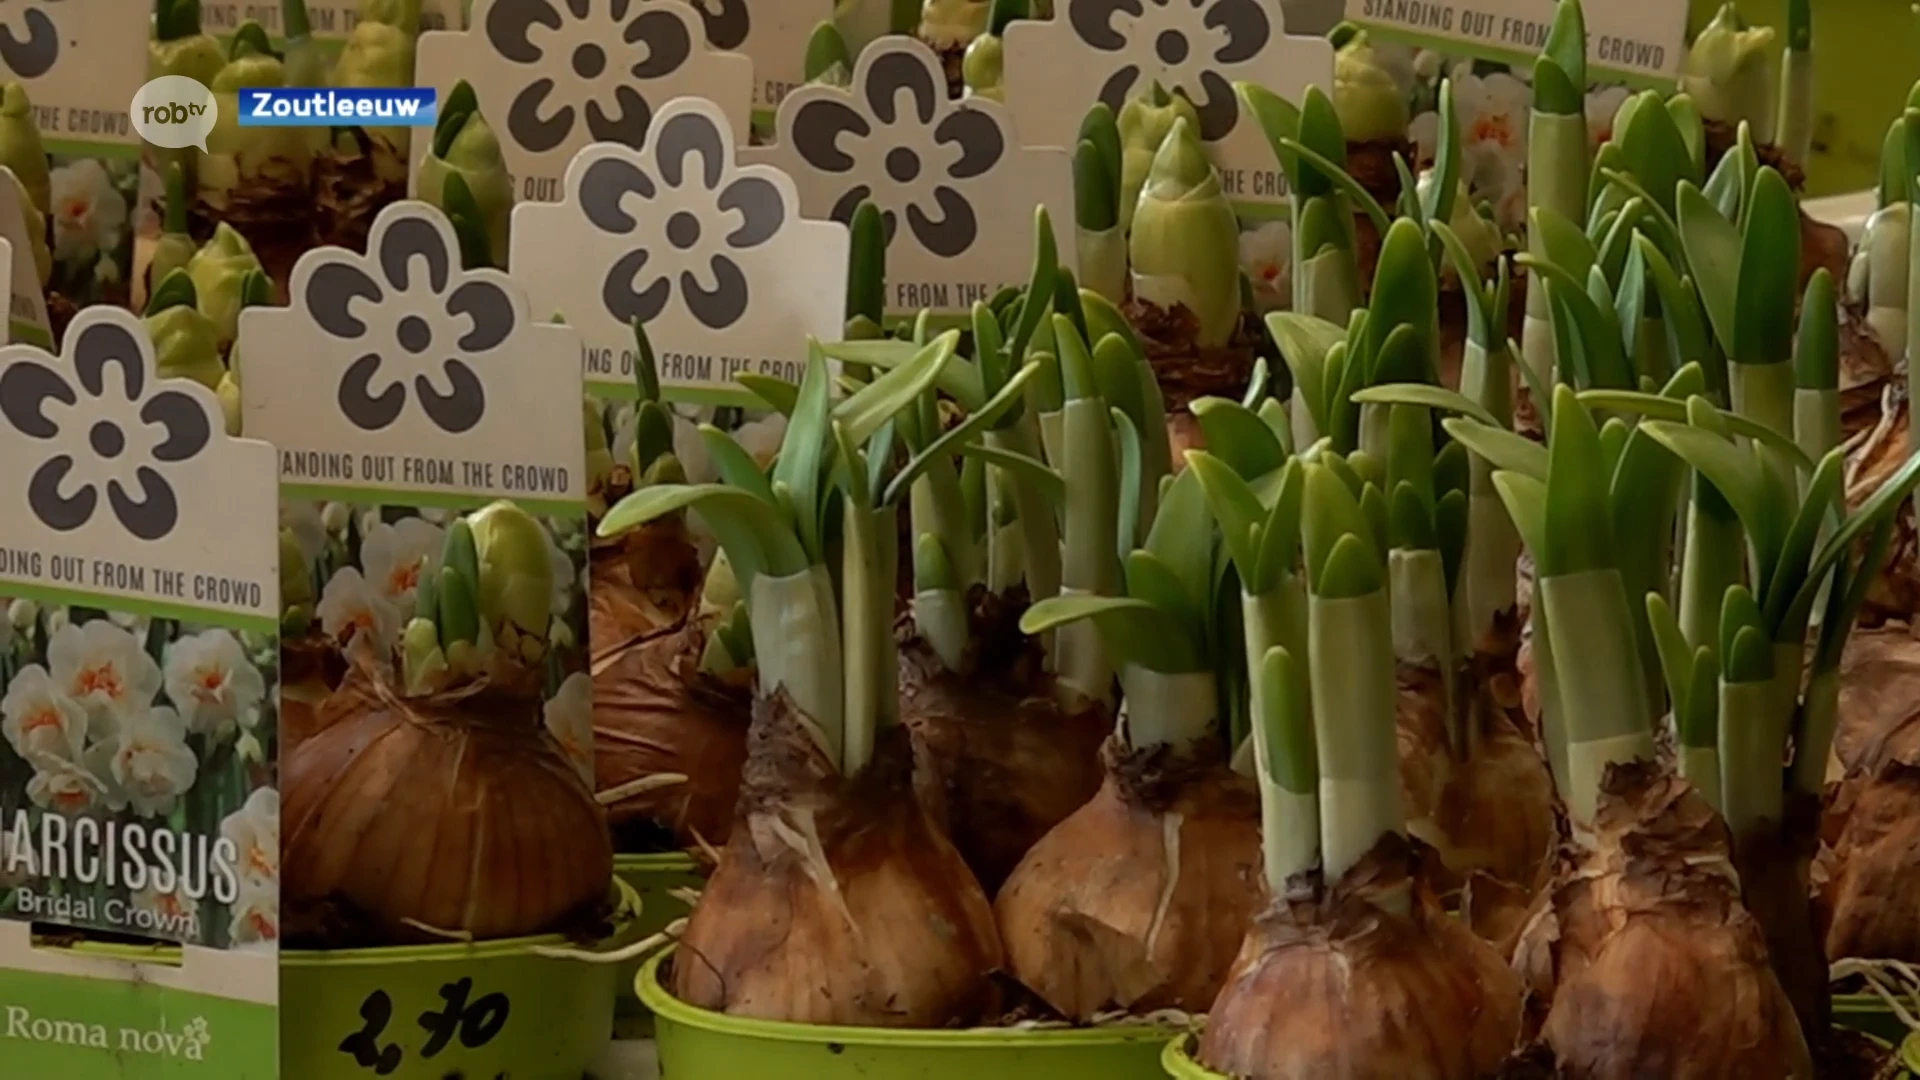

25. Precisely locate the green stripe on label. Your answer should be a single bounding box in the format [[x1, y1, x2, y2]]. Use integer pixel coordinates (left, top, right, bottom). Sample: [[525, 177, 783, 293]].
[[281, 482, 584, 518], [1347, 24, 1676, 91], [43, 141, 141, 160], [0, 965, 275, 1078], [0, 579, 276, 634], [588, 381, 764, 407], [10, 319, 52, 348]]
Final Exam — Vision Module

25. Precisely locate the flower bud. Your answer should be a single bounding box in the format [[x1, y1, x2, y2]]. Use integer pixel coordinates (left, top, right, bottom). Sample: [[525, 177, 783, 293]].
[[466, 501, 557, 643], [1416, 173, 1501, 274], [1333, 35, 1411, 143], [419, 103, 513, 267], [147, 304, 226, 391], [321, 502, 351, 534], [402, 616, 449, 695], [962, 33, 1005, 101], [0, 83, 49, 216], [216, 370, 243, 436], [236, 731, 265, 764], [7, 598, 36, 629], [1130, 117, 1242, 349], [187, 225, 266, 346], [1117, 85, 1200, 235], [918, 0, 988, 50], [1681, 4, 1778, 142]]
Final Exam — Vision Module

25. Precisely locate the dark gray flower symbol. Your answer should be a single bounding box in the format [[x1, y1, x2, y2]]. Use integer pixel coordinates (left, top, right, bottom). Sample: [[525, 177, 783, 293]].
[[580, 108, 785, 331], [789, 47, 1004, 259], [1071, 0, 1269, 141], [305, 214, 513, 434], [486, 0, 692, 153], [0, 5, 59, 80], [685, 0, 748, 50], [0, 317, 212, 541]]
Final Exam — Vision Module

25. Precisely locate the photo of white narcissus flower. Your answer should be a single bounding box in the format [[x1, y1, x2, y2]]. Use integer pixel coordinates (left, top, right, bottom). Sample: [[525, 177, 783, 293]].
[[50, 159, 129, 265], [132, 882, 201, 933], [164, 629, 268, 742], [543, 672, 593, 782], [733, 414, 788, 468], [85, 705, 199, 818], [26, 756, 109, 815], [1585, 85, 1633, 152], [47, 619, 162, 741], [1238, 221, 1293, 310], [220, 787, 279, 892], [229, 875, 279, 944], [1, 665, 88, 768], [316, 567, 402, 654], [282, 501, 330, 563], [1410, 63, 1532, 232], [360, 517, 447, 614]]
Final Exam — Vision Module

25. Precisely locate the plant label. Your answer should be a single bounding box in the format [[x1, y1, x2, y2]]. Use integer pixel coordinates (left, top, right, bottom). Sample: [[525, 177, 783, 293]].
[[744, 36, 1074, 322], [1341, 0, 1688, 85], [512, 96, 848, 405], [670, 0, 813, 128], [1003, 0, 1333, 219], [237, 199, 594, 785], [5, 0, 146, 153], [412, 0, 754, 206], [205, 0, 465, 41], [0, 305, 280, 1077], [0, 169, 53, 351]]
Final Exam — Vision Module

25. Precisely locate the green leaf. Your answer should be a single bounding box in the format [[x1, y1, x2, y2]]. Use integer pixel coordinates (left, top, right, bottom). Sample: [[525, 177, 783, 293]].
[[1646, 592, 1695, 700], [1114, 406, 1144, 553], [835, 332, 959, 444], [1680, 646, 1719, 749], [1678, 182, 1742, 356], [832, 420, 872, 510], [1532, 207, 1598, 284], [1576, 388, 1813, 471], [1193, 397, 1286, 479], [1422, 80, 1462, 227], [1632, 236, 1717, 393], [1764, 447, 1845, 635], [1302, 462, 1381, 596], [1542, 0, 1587, 98], [1352, 382, 1500, 429], [1009, 207, 1058, 363], [598, 484, 802, 577], [1276, 135, 1391, 236], [1539, 385, 1614, 577], [739, 374, 800, 416], [1265, 312, 1346, 435], [1639, 419, 1778, 565], [1236, 81, 1304, 194], [1019, 594, 1199, 672], [1125, 549, 1202, 642], [1795, 269, 1838, 391], [1092, 332, 1148, 440], [957, 443, 1065, 509], [823, 339, 986, 407], [1431, 221, 1494, 345], [145, 268, 198, 315], [1144, 467, 1217, 615], [1519, 254, 1632, 389], [1188, 450, 1267, 584], [1791, 446, 1920, 629], [1732, 168, 1801, 367], [1438, 417, 1549, 480], [1252, 459, 1307, 590], [884, 361, 1042, 507], [774, 344, 835, 558], [1615, 90, 1694, 215]]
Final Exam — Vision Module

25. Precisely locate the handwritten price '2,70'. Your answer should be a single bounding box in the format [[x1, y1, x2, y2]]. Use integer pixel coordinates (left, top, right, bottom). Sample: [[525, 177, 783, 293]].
[[339, 978, 512, 1074]]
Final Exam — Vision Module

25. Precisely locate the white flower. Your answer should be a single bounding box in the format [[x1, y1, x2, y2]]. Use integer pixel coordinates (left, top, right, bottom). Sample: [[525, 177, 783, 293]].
[[543, 672, 593, 782], [131, 881, 200, 935], [106, 610, 151, 647], [85, 705, 198, 818], [1412, 48, 1444, 83], [283, 501, 329, 562], [1585, 85, 1633, 152], [47, 619, 162, 741], [220, 787, 279, 891], [359, 517, 446, 613], [229, 876, 278, 944], [671, 415, 715, 484], [1, 665, 87, 767], [734, 414, 788, 468], [1412, 65, 1533, 232], [320, 502, 351, 535], [7, 598, 37, 630], [316, 567, 402, 653], [1238, 221, 1293, 309], [50, 159, 129, 265], [236, 730, 264, 764], [43, 606, 68, 636], [26, 756, 109, 815], [164, 629, 268, 741]]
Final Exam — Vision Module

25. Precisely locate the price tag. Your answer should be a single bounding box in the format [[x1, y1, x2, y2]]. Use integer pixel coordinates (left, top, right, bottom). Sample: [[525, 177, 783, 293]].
[[512, 96, 848, 404], [742, 36, 1075, 323], [412, 0, 754, 206], [338, 978, 511, 1075]]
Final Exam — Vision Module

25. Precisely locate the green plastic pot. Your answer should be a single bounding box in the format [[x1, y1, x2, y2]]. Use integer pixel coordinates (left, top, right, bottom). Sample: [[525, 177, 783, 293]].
[[612, 851, 703, 1022], [640, 951, 1179, 1078], [279, 881, 641, 1080]]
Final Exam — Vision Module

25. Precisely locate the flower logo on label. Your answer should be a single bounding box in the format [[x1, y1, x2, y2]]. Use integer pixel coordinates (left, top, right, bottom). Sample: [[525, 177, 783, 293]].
[[304, 212, 514, 434], [0, 4, 59, 80], [579, 106, 785, 330], [788, 46, 1004, 258], [0, 317, 213, 541], [1069, 0, 1269, 140], [485, 0, 696, 152], [685, 0, 748, 50]]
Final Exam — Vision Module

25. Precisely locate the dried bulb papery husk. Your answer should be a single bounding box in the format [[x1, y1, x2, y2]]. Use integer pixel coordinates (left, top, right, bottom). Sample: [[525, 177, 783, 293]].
[[1510, 759, 1812, 1078], [1198, 833, 1523, 1079], [896, 585, 1110, 894], [280, 635, 351, 754], [669, 690, 1004, 1026], [593, 618, 751, 849], [1833, 622, 1920, 777], [1395, 615, 1557, 924], [282, 650, 612, 946], [993, 735, 1264, 1020], [1821, 706, 1920, 964], [587, 513, 703, 647], [1845, 389, 1920, 623]]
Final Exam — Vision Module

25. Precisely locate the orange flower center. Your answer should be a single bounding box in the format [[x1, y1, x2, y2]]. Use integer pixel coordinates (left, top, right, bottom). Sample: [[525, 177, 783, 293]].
[[59, 197, 88, 224], [75, 664, 124, 701], [1471, 113, 1515, 148], [52, 785, 90, 811], [247, 912, 278, 940], [387, 560, 422, 598], [22, 706, 62, 736], [195, 667, 227, 702], [247, 845, 273, 880]]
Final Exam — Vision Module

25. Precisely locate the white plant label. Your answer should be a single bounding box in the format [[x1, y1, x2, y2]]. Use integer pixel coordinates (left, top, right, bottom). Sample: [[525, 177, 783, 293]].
[[239, 202, 586, 513], [744, 36, 1074, 320], [5, 0, 148, 152], [513, 96, 848, 404], [0, 306, 277, 624], [1003, 0, 1332, 217], [204, 0, 465, 39], [0, 169, 46, 349], [412, 0, 754, 205], [658, 0, 813, 120], [1342, 0, 1688, 84]]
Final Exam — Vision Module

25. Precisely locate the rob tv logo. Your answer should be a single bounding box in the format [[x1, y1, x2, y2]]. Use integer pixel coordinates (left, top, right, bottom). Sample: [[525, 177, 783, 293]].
[[130, 76, 218, 151]]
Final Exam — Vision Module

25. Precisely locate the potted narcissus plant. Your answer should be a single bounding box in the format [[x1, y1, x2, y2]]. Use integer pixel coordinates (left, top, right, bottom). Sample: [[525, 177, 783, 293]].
[[195, 22, 313, 294], [315, 0, 423, 250]]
